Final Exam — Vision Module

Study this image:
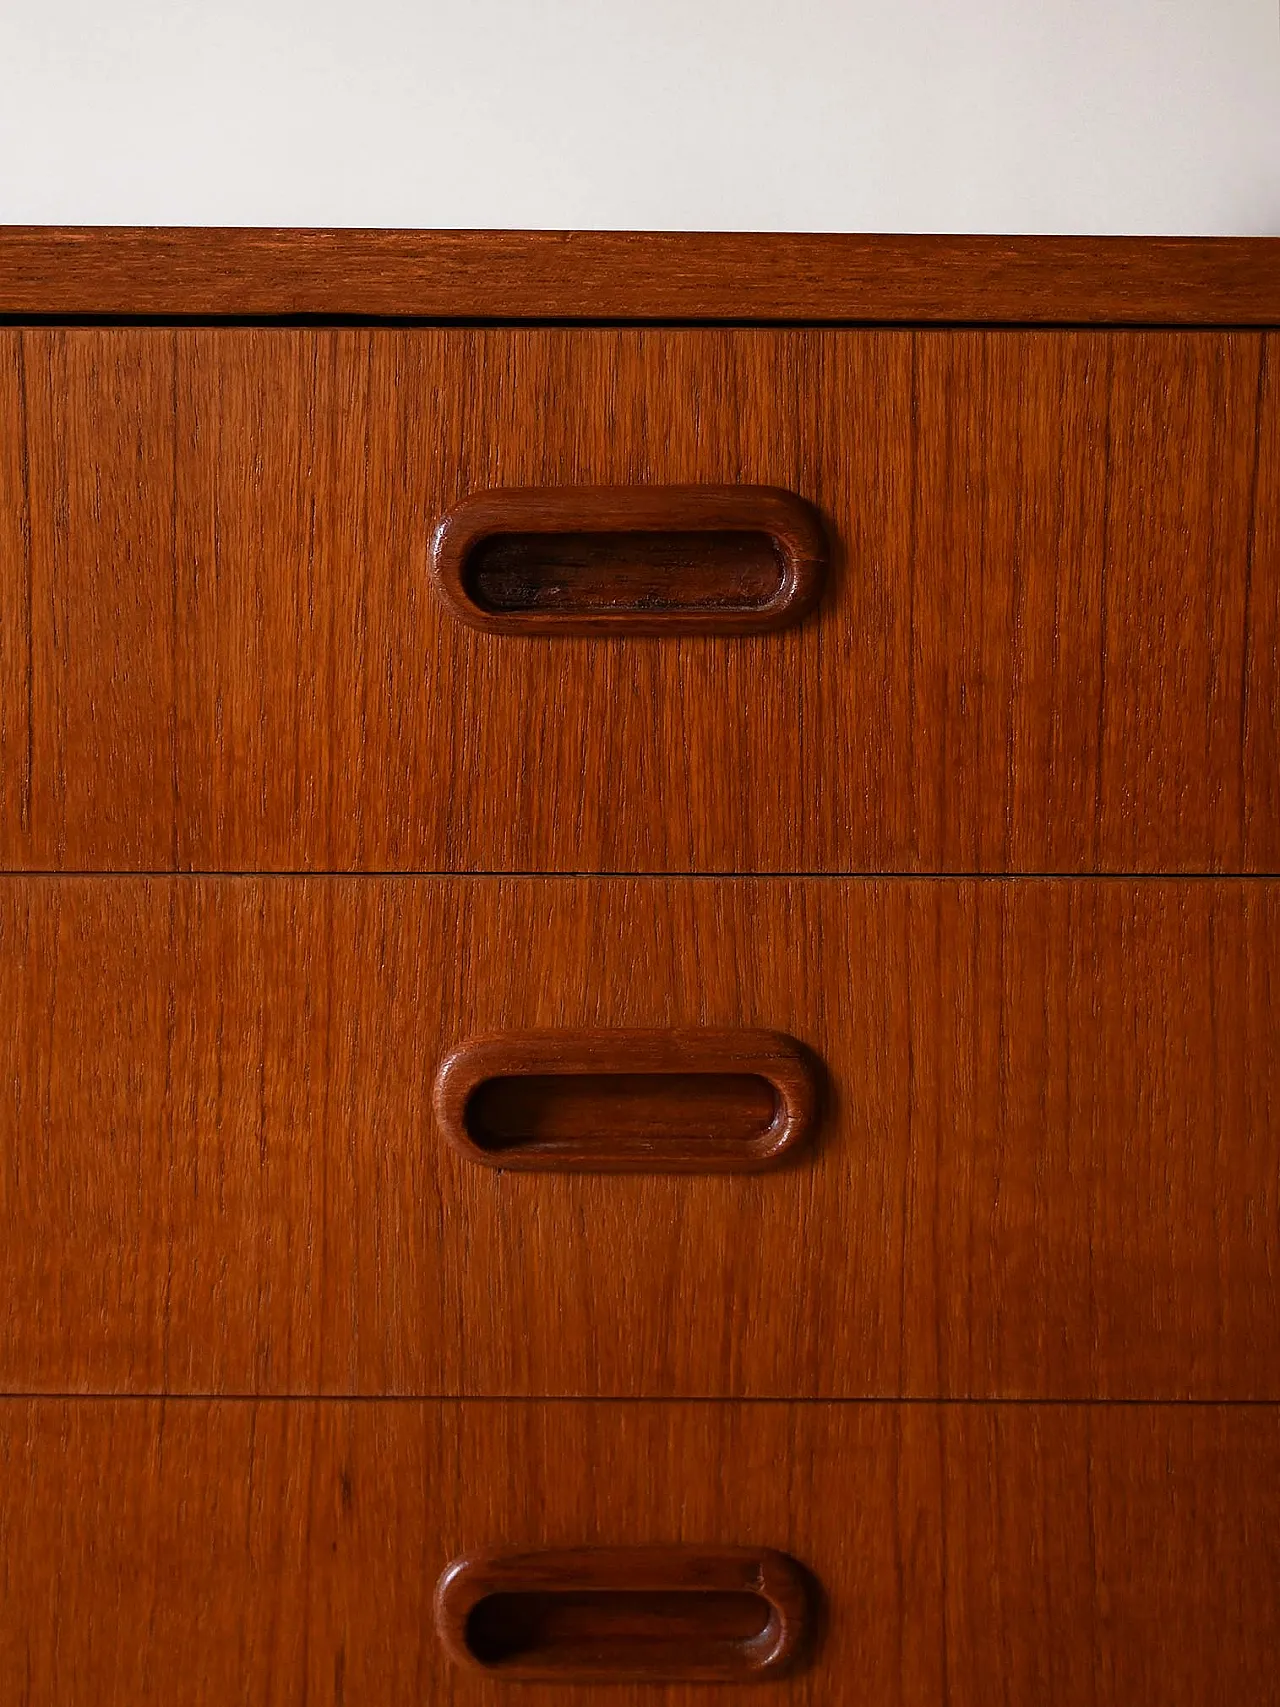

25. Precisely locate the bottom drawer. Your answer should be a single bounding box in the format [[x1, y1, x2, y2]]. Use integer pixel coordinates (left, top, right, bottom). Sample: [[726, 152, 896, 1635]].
[[2, 1400, 1277, 1704]]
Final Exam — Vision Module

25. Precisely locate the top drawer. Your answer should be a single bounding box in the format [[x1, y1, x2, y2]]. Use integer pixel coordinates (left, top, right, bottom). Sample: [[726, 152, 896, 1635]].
[[0, 325, 1275, 873]]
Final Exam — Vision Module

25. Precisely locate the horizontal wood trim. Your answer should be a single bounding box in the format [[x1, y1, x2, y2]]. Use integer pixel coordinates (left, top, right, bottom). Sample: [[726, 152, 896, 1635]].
[[0, 229, 1278, 324], [2, 326, 1275, 874], [2, 876, 1276, 1400], [2, 1399, 1277, 1705]]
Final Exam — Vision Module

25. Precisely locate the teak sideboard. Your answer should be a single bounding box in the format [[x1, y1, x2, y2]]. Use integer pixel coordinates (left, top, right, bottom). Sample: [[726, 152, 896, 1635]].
[[1, 228, 1278, 1703]]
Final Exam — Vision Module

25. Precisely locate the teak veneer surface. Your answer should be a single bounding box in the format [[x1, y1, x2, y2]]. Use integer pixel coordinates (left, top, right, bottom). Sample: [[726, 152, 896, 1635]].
[[2, 1398, 1277, 1706], [3, 876, 1276, 1400], [1, 228, 1278, 322], [1, 325, 1276, 873]]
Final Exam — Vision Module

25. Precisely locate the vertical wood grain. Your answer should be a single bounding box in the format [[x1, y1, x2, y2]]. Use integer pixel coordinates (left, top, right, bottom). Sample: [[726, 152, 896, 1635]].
[[1, 330, 179, 867], [1244, 336, 1279, 857], [0, 336, 33, 847]]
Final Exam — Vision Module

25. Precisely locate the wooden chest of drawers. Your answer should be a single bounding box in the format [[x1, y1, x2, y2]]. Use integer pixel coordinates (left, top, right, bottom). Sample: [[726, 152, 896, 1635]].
[[1, 228, 1278, 1702]]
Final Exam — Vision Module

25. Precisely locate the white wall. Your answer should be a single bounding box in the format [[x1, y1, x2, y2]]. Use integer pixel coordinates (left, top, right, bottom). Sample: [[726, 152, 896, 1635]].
[[1, 0, 1276, 232]]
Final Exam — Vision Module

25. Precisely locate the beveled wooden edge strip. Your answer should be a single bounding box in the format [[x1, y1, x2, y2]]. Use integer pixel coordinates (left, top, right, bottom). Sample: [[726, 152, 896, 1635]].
[[429, 485, 829, 634], [0, 229, 1277, 323], [433, 1544, 812, 1681], [433, 1026, 820, 1172]]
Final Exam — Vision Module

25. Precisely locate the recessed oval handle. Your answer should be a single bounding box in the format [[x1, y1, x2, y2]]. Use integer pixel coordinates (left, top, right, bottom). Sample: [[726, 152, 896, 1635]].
[[434, 1546, 813, 1682], [433, 1027, 819, 1172], [429, 485, 828, 634]]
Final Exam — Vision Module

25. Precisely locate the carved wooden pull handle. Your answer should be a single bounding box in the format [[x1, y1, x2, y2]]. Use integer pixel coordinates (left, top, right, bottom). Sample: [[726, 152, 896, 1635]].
[[434, 1027, 819, 1173], [434, 1546, 813, 1682], [429, 484, 828, 634]]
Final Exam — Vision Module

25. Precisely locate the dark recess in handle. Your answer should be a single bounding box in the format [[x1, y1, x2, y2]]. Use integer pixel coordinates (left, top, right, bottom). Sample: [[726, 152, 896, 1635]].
[[433, 1027, 820, 1173], [429, 484, 829, 634], [434, 1546, 813, 1682]]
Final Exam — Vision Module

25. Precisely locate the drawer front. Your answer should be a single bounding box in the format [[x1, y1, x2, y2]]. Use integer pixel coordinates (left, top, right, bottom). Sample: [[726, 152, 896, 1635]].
[[2, 1399, 1277, 1705], [2, 876, 1276, 1399], [0, 326, 1275, 873]]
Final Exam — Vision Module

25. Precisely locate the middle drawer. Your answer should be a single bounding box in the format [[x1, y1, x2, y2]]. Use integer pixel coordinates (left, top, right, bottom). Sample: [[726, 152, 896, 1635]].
[[2, 875, 1276, 1399]]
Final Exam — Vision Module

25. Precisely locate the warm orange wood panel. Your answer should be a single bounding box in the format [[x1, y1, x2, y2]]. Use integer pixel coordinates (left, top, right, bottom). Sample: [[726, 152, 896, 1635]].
[[1, 1399, 1277, 1705], [2, 877, 1276, 1399], [1, 229, 1278, 322], [1, 327, 1275, 873]]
